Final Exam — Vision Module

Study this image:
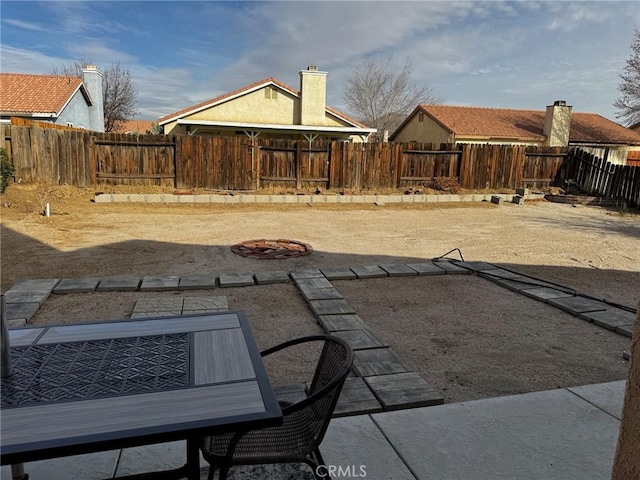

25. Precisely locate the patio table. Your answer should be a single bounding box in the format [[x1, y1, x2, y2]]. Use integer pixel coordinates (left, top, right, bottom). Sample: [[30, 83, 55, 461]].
[[0, 312, 282, 479]]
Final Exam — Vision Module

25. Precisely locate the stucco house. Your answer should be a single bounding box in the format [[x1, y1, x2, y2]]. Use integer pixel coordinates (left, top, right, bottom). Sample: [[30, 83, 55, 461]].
[[0, 66, 104, 132], [113, 119, 155, 134], [391, 102, 640, 164], [158, 66, 375, 142]]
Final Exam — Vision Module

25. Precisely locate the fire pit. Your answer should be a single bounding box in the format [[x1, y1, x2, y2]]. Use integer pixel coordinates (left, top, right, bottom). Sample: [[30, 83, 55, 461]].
[[231, 239, 313, 259]]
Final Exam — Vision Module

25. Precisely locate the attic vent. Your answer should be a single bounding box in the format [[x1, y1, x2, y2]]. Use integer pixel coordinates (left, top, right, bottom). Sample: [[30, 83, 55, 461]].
[[553, 100, 567, 106], [307, 65, 318, 71]]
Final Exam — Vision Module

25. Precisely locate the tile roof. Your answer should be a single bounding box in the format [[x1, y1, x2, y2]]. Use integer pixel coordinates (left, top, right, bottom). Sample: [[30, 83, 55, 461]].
[[395, 104, 640, 145], [0, 73, 89, 115], [113, 119, 155, 134], [157, 77, 368, 128]]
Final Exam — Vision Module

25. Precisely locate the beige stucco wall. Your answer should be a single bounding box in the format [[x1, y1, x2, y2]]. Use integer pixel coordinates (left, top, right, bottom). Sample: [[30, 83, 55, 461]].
[[458, 138, 542, 146], [543, 105, 572, 147], [299, 70, 327, 126], [393, 114, 453, 144], [611, 307, 640, 480]]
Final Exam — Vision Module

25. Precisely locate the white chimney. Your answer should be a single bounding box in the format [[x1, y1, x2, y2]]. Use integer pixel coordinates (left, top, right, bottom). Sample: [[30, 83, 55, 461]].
[[299, 66, 327, 126], [82, 65, 104, 132], [543, 100, 572, 147]]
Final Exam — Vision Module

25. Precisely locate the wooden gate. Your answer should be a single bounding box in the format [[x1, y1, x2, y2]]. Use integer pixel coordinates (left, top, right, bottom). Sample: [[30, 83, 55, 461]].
[[258, 140, 330, 190]]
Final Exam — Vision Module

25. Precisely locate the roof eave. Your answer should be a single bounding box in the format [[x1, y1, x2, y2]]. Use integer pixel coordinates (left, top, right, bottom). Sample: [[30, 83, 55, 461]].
[[176, 119, 376, 134]]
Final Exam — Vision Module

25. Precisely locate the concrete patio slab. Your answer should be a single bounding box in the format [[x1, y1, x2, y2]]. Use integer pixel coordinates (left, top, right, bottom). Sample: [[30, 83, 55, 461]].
[[350, 265, 388, 279], [53, 277, 101, 294], [321, 415, 416, 480], [140, 276, 180, 291], [97, 275, 141, 292], [334, 377, 382, 417], [579, 309, 637, 330], [353, 348, 410, 377], [182, 296, 229, 313], [318, 314, 367, 332], [372, 387, 622, 480], [320, 267, 357, 280], [547, 296, 609, 315], [520, 286, 575, 301], [333, 328, 388, 350], [379, 264, 418, 276], [617, 324, 635, 337], [364, 372, 444, 410], [308, 299, 356, 317], [178, 274, 217, 290], [218, 273, 255, 288], [254, 270, 290, 285], [0, 450, 119, 480], [567, 381, 626, 420], [431, 261, 469, 274], [4, 302, 39, 322], [406, 262, 446, 275], [116, 441, 207, 476]]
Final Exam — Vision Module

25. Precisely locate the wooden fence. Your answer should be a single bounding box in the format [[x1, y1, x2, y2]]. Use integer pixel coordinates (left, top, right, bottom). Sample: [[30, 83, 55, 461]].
[[559, 148, 640, 208], [1, 124, 571, 191]]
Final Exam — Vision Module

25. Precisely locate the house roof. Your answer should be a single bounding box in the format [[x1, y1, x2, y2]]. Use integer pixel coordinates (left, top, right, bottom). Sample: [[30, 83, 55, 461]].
[[113, 119, 155, 134], [157, 77, 368, 129], [393, 104, 640, 145], [0, 73, 92, 115]]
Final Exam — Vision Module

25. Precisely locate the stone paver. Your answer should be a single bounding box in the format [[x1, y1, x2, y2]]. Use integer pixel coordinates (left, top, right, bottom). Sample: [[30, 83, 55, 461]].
[[616, 324, 635, 338], [140, 276, 180, 291], [406, 262, 446, 275], [273, 383, 307, 406], [1, 451, 119, 480], [182, 296, 229, 313], [547, 296, 608, 315], [3, 290, 51, 305], [372, 387, 622, 480], [97, 276, 141, 292], [567, 381, 626, 420], [218, 273, 255, 287], [579, 309, 636, 330], [431, 261, 469, 274], [178, 274, 217, 290], [295, 279, 343, 301], [116, 441, 207, 477], [4, 302, 39, 322], [379, 264, 418, 277], [333, 328, 388, 350], [318, 314, 367, 332], [519, 286, 575, 302], [53, 277, 101, 294], [353, 348, 410, 377], [494, 277, 564, 292], [350, 265, 388, 279], [320, 267, 357, 280], [308, 299, 356, 317], [334, 377, 382, 417], [364, 372, 444, 410], [289, 269, 324, 280], [9, 278, 60, 291], [254, 271, 290, 285], [455, 261, 497, 271], [131, 311, 183, 319], [132, 297, 184, 314], [477, 269, 528, 280]]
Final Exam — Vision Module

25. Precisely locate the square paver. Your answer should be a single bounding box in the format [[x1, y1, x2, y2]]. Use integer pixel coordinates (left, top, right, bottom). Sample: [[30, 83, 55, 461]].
[[178, 274, 217, 290], [333, 329, 388, 350], [406, 262, 446, 275], [131, 298, 184, 316], [364, 372, 444, 410], [353, 348, 410, 377], [273, 383, 307, 406], [519, 287, 575, 302], [53, 277, 101, 294], [320, 267, 357, 280], [289, 269, 324, 280], [97, 276, 141, 292], [547, 296, 608, 315], [218, 273, 255, 287], [4, 302, 40, 322], [455, 261, 497, 272], [379, 264, 418, 277], [3, 290, 51, 305], [579, 310, 636, 331], [131, 311, 183, 319], [431, 261, 469, 274], [308, 299, 356, 317], [477, 269, 527, 281], [493, 277, 560, 292], [140, 276, 180, 291], [350, 265, 388, 279], [9, 279, 60, 291], [296, 280, 343, 301], [334, 377, 382, 417], [318, 314, 366, 332], [617, 324, 635, 338], [182, 296, 228, 313], [254, 271, 290, 285]]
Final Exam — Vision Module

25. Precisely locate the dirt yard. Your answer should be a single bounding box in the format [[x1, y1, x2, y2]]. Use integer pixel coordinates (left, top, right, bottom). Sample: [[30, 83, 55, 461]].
[[1, 184, 638, 401]]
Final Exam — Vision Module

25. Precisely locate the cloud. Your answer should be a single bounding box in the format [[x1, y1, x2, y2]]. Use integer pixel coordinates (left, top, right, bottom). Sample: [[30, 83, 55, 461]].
[[0, 45, 69, 73], [3, 18, 46, 31], [64, 41, 136, 65]]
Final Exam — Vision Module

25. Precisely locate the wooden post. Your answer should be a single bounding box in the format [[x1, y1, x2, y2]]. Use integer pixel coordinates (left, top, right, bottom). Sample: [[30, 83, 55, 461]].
[[295, 141, 302, 190], [89, 135, 97, 186]]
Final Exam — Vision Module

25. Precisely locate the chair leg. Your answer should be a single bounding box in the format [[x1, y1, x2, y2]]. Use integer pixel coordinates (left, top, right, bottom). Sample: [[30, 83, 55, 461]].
[[207, 466, 215, 480], [218, 465, 230, 480]]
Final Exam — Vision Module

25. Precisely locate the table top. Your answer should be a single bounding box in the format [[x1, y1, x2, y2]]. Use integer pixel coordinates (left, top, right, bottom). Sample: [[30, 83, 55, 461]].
[[1, 312, 282, 465]]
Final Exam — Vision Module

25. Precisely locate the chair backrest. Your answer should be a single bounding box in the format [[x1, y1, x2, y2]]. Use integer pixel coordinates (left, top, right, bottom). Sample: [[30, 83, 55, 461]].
[[282, 335, 353, 453]]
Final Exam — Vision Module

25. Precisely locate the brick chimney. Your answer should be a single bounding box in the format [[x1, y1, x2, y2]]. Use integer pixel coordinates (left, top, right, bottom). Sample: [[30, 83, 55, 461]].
[[543, 100, 572, 147], [82, 65, 104, 132], [299, 66, 327, 126]]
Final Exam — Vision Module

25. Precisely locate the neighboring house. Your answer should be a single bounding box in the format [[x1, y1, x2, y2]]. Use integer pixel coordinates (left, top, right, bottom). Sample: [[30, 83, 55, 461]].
[[158, 66, 375, 142], [113, 119, 155, 134], [0, 66, 104, 132], [391, 102, 640, 164]]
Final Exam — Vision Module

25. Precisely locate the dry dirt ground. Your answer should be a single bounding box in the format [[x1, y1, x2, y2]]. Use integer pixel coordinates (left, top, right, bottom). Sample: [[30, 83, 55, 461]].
[[1, 184, 638, 402]]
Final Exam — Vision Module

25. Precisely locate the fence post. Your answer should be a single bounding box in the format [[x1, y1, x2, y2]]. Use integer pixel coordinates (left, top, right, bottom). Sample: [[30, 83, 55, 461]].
[[295, 141, 302, 190], [89, 135, 97, 186]]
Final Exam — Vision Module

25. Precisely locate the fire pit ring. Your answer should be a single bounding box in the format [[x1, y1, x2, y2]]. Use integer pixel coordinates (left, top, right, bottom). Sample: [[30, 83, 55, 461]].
[[231, 239, 313, 259]]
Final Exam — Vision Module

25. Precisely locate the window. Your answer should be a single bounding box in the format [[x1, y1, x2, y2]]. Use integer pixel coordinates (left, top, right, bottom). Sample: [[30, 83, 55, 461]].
[[264, 87, 277, 100], [418, 113, 425, 123]]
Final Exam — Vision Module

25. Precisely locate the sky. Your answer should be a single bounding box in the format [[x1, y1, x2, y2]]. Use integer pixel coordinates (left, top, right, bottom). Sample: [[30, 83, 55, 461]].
[[1, 1, 639, 125]]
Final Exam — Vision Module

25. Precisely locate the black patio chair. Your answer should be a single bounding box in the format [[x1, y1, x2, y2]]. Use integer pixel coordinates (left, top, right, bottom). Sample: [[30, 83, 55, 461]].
[[200, 335, 353, 480]]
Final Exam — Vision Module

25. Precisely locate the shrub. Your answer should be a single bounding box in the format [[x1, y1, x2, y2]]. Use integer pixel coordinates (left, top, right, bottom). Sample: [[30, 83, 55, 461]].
[[426, 176, 461, 194], [0, 147, 14, 193]]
